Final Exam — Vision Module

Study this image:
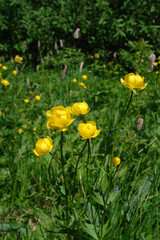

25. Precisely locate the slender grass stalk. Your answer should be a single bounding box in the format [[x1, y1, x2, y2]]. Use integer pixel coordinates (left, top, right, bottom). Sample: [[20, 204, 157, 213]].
[[100, 91, 133, 239]]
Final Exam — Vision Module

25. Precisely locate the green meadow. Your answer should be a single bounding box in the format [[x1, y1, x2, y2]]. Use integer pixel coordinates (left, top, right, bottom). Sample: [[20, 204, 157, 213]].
[[0, 43, 160, 240]]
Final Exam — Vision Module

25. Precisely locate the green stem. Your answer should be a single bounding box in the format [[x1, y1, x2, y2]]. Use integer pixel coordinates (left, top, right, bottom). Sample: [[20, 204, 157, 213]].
[[100, 91, 133, 239], [137, 91, 140, 119], [72, 139, 88, 201], [60, 132, 70, 240]]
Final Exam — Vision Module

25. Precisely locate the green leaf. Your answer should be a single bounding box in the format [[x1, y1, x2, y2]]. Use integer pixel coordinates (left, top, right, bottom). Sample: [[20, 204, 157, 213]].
[[83, 223, 99, 240]]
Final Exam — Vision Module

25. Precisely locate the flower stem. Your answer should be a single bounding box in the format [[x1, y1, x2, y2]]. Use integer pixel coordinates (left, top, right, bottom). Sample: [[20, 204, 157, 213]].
[[72, 139, 88, 201], [137, 91, 140, 119], [60, 132, 70, 239]]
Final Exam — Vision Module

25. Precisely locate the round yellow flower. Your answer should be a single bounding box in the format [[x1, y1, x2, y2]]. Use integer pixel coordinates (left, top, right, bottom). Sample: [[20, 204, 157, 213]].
[[79, 82, 85, 87], [91, 56, 94, 59], [0, 63, 2, 67], [47, 106, 75, 131], [24, 99, 29, 103], [72, 78, 77, 83], [12, 70, 17, 75], [35, 95, 41, 101], [1, 79, 9, 86], [78, 121, 101, 140], [96, 53, 100, 58], [18, 128, 24, 135], [14, 55, 23, 64], [71, 102, 90, 116], [154, 62, 158, 66], [120, 73, 147, 92], [82, 75, 87, 80], [113, 157, 121, 166], [83, 85, 87, 89], [33, 136, 54, 157], [141, 59, 144, 63], [156, 71, 159, 74], [0, 110, 2, 116], [2, 66, 7, 70], [33, 128, 37, 131]]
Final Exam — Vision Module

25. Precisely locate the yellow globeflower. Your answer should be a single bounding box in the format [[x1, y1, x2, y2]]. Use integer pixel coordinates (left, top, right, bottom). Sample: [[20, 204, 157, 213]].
[[35, 95, 41, 101], [46, 106, 75, 131], [71, 102, 90, 116], [0, 63, 2, 67], [72, 78, 77, 83], [12, 70, 17, 75], [96, 53, 100, 58], [82, 75, 87, 80], [154, 62, 158, 66], [1, 79, 9, 86], [14, 55, 23, 64], [91, 56, 94, 59], [24, 99, 29, 103], [120, 73, 147, 92], [113, 157, 121, 166], [78, 121, 101, 140], [18, 128, 24, 135], [33, 136, 54, 157], [0, 110, 2, 116], [2, 66, 7, 70], [79, 82, 85, 87], [156, 71, 159, 74]]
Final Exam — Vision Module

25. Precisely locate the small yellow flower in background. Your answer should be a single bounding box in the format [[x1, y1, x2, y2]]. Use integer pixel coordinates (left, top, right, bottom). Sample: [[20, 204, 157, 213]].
[[83, 85, 87, 89], [33, 136, 54, 157], [28, 121, 32, 124], [158, 56, 160, 60], [91, 56, 94, 59], [136, 51, 140, 55], [46, 106, 75, 131], [79, 82, 85, 87], [113, 157, 121, 166], [120, 73, 147, 92], [136, 60, 138, 63], [70, 102, 90, 116], [72, 78, 77, 83], [150, 45, 153, 48], [35, 95, 41, 101], [2, 66, 7, 70], [1, 79, 9, 86], [0, 63, 2, 67], [14, 55, 23, 64], [18, 128, 24, 135], [82, 75, 87, 80], [141, 59, 144, 63], [78, 121, 101, 140], [159, 61, 160, 64], [24, 99, 29, 103], [0, 71, 2, 76], [12, 70, 17, 75], [96, 53, 100, 58], [33, 128, 37, 131], [154, 62, 158, 66], [156, 71, 159, 74], [29, 91, 33, 94], [0, 110, 2, 116]]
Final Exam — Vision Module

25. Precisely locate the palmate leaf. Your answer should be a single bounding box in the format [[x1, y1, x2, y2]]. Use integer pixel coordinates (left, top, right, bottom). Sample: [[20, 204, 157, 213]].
[[83, 223, 99, 240], [0, 222, 27, 235]]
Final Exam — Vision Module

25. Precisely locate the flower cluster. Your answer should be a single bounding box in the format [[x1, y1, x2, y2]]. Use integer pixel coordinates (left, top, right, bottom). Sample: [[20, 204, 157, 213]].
[[33, 102, 101, 157], [72, 74, 88, 89]]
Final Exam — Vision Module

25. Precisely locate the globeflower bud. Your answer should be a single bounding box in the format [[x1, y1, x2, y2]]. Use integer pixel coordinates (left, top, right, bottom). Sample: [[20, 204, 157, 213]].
[[1, 79, 9, 86], [78, 121, 101, 140], [35, 95, 41, 101], [113, 157, 121, 166], [70, 102, 90, 116], [33, 136, 54, 157]]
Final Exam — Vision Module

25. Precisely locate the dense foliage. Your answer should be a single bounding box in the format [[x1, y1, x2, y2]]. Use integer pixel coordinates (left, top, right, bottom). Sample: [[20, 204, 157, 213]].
[[0, 0, 160, 59]]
